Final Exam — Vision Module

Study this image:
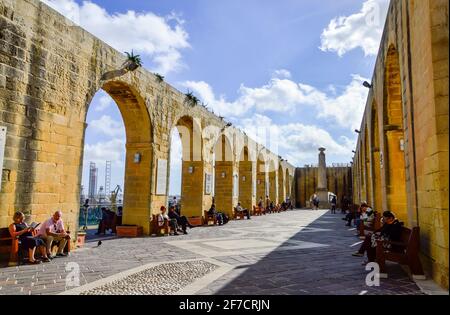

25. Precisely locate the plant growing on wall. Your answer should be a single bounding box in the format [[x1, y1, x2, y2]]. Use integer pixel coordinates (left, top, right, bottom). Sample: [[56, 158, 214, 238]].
[[123, 50, 142, 71], [101, 50, 143, 80], [155, 73, 164, 83], [185, 91, 199, 107]]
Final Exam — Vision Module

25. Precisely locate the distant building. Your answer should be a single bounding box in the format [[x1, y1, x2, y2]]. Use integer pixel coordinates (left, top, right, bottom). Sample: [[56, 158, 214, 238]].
[[88, 162, 98, 202]]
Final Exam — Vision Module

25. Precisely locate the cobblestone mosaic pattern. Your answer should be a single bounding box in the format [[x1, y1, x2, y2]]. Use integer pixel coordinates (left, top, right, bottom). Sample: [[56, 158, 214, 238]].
[[80, 260, 218, 295]]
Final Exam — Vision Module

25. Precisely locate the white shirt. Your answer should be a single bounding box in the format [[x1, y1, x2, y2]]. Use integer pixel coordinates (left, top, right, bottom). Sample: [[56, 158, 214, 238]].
[[157, 213, 169, 227], [37, 218, 64, 237]]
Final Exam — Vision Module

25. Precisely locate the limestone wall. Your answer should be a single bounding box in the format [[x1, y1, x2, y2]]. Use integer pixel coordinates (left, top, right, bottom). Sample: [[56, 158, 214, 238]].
[[352, 0, 449, 289], [295, 166, 352, 209]]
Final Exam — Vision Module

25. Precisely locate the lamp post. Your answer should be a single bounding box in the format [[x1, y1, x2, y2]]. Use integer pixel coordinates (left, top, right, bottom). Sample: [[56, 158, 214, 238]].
[[363, 81, 373, 89], [82, 199, 89, 230]]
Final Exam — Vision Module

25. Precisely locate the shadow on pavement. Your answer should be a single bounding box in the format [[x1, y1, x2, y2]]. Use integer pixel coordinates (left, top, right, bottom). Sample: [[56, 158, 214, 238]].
[[214, 210, 423, 295]]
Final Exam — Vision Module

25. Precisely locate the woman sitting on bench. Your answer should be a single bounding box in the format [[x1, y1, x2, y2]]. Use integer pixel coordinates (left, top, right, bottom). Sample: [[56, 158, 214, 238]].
[[9, 211, 51, 264], [159, 206, 179, 236], [352, 211, 403, 264]]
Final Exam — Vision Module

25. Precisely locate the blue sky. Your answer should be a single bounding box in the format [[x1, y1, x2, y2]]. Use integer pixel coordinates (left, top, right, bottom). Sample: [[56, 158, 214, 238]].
[[42, 0, 389, 195]]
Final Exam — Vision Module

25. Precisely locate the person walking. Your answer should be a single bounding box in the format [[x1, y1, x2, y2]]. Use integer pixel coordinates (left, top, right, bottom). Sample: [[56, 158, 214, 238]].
[[331, 195, 337, 214]]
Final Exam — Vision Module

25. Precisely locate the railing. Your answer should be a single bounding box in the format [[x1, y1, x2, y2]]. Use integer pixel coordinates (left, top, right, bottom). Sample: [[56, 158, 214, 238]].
[[78, 202, 123, 228]]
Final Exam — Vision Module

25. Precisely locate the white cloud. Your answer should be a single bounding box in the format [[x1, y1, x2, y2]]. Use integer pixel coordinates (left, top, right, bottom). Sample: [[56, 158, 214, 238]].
[[183, 72, 369, 131], [272, 69, 292, 79], [237, 115, 354, 166], [315, 74, 369, 131], [320, 0, 389, 56], [94, 94, 113, 112], [83, 138, 125, 166], [41, 0, 190, 74], [87, 115, 125, 138]]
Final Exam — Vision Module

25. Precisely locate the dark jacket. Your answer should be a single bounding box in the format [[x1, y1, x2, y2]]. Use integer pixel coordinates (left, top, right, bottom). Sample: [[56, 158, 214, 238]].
[[168, 211, 180, 221], [379, 219, 403, 241], [207, 207, 217, 215]]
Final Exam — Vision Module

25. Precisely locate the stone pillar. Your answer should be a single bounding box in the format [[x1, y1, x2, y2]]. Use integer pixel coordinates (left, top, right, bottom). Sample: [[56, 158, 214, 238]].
[[317, 148, 330, 209]]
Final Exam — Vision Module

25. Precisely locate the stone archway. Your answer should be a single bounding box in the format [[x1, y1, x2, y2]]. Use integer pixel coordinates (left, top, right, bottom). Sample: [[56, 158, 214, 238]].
[[371, 103, 383, 212], [170, 115, 205, 218], [238, 146, 254, 211], [383, 45, 407, 221], [364, 127, 372, 206], [214, 134, 235, 216], [256, 152, 267, 205], [87, 80, 153, 233], [278, 164, 285, 203], [285, 168, 290, 200], [268, 160, 277, 204], [359, 143, 366, 203]]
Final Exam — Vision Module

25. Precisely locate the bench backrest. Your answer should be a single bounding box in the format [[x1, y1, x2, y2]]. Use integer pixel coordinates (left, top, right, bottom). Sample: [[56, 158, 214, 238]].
[[0, 227, 11, 239], [401, 226, 420, 256], [373, 212, 381, 230]]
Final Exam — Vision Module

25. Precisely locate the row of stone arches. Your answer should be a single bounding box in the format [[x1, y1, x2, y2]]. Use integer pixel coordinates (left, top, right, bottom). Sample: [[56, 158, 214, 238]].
[[354, 45, 408, 224], [352, 0, 449, 289], [82, 79, 295, 234], [0, 0, 295, 237]]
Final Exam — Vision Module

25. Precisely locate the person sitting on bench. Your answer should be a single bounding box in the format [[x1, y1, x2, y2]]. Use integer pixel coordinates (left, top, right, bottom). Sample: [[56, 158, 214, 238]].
[[9, 211, 50, 264], [258, 197, 264, 208], [116, 206, 123, 226], [96, 207, 116, 235], [208, 203, 223, 225], [236, 202, 251, 219], [265, 196, 271, 213], [159, 206, 179, 235], [168, 206, 194, 234], [37, 211, 71, 258], [352, 211, 403, 263], [345, 202, 365, 227], [354, 202, 372, 230], [269, 201, 276, 213]]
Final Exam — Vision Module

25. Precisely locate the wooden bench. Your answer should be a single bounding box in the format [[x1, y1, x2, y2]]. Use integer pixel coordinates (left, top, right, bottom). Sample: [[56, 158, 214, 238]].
[[204, 210, 218, 226], [358, 212, 381, 238], [97, 209, 119, 234], [0, 227, 16, 266], [0, 227, 71, 266], [252, 206, 262, 216], [151, 215, 171, 236], [233, 208, 246, 220], [274, 204, 282, 213], [376, 226, 425, 279]]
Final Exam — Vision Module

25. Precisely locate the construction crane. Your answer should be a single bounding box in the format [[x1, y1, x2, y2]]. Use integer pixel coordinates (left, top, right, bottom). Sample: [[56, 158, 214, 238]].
[[105, 161, 111, 197], [110, 185, 122, 212]]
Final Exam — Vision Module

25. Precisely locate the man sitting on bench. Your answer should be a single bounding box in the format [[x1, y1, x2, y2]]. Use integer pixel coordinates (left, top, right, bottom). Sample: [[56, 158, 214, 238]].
[[168, 206, 194, 235], [37, 211, 71, 258], [207, 203, 223, 225], [159, 206, 178, 235], [236, 202, 251, 220], [352, 211, 403, 264]]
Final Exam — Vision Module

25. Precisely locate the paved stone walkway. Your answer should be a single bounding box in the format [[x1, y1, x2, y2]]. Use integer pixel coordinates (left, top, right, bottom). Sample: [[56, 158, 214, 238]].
[[0, 209, 426, 295]]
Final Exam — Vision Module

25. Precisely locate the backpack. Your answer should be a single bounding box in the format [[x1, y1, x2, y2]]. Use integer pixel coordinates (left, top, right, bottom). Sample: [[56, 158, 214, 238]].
[[222, 214, 229, 224]]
